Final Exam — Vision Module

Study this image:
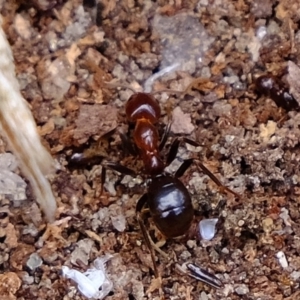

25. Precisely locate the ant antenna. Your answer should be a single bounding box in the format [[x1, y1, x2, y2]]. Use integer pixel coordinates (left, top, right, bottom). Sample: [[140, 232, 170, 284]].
[[104, 62, 183, 96], [103, 81, 137, 93]]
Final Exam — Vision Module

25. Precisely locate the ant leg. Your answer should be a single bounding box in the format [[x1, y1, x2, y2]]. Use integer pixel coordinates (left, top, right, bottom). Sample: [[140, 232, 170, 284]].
[[159, 121, 172, 151], [174, 158, 193, 178], [168, 137, 239, 197], [180, 138, 239, 197], [103, 161, 136, 177], [68, 152, 104, 169], [151, 88, 183, 96], [103, 81, 137, 93], [182, 137, 202, 147], [100, 127, 117, 140], [136, 195, 168, 255], [165, 137, 200, 167], [91, 127, 118, 154], [100, 165, 106, 195], [136, 194, 159, 278], [120, 132, 137, 156], [68, 128, 117, 169], [165, 136, 202, 167], [174, 158, 239, 197], [195, 160, 239, 198], [166, 136, 207, 167], [159, 97, 174, 151], [166, 138, 180, 165], [98, 161, 136, 195]]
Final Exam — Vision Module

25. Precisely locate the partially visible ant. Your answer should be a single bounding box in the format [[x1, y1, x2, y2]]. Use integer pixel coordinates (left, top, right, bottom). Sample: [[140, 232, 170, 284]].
[[69, 89, 239, 290], [255, 74, 299, 111]]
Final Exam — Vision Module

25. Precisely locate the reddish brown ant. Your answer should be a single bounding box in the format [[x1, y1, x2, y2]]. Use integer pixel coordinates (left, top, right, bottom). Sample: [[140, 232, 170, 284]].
[[69, 90, 239, 289]]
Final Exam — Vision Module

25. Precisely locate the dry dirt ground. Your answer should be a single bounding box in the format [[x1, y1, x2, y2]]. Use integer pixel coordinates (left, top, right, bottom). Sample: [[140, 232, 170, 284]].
[[1, 0, 300, 299]]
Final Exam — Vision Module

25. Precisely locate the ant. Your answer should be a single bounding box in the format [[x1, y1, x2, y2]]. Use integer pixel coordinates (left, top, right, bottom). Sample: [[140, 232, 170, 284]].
[[69, 90, 239, 290], [255, 74, 299, 111]]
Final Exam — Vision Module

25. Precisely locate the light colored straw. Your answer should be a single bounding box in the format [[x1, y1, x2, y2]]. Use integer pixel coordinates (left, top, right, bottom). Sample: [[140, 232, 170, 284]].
[[0, 16, 57, 222]]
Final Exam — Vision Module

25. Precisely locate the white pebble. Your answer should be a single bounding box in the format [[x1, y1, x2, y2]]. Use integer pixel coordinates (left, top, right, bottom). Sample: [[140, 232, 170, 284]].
[[111, 214, 126, 232], [256, 26, 267, 40], [198, 218, 218, 241], [276, 251, 288, 269]]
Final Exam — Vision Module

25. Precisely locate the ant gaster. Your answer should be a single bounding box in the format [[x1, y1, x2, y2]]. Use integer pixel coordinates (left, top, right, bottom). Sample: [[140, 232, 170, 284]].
[[70, 91, 239, 289]]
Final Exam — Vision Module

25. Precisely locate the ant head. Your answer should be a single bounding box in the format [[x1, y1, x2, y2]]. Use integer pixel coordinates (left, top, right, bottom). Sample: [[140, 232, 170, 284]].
[[255, 74, 275, 93], [125, 92, 161, 123]]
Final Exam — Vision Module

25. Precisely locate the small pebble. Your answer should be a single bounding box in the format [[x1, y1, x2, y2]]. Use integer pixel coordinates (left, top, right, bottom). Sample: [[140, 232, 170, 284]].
[[14, 14, 32, 40], [276, 251, 288, 268], [279, 208, 292, 227], [26, 253, 43, 271], [290, 271, 300, 281], [200, 291, 208, 300], [256, 26, 267, 40], [111, 214, 126, 232], [238, 220, 245, 227], [20, 271, 34, 285], [179, 250, 192, 260], [222, 248, 229, 254], [187, 240, 197, 249], [70, 239, 94, 266], [235, 284, 249, 295], [199, 218, 218, 241], [171, 106, 195, 135], [262, 217, 274, 234]]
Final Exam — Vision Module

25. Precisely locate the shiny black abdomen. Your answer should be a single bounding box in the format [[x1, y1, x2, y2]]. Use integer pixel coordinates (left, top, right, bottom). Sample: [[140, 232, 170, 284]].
[[147, 175, 194, 238]]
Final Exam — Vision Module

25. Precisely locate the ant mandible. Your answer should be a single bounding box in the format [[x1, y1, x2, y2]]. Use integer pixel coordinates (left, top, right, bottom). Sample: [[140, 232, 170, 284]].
[[70, 90, 239, 289]]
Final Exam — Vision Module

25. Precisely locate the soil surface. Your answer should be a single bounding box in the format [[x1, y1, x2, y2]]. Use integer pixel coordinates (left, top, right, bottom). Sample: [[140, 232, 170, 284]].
[[1, 0, 300, 299]]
